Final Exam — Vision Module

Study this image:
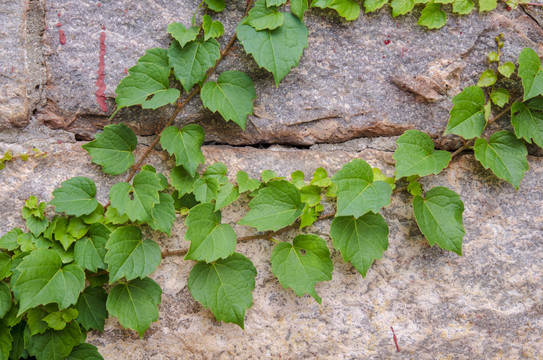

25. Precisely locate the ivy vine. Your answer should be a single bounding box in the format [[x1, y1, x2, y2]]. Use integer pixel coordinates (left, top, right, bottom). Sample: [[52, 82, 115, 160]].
[[1, 0, 543, 359]]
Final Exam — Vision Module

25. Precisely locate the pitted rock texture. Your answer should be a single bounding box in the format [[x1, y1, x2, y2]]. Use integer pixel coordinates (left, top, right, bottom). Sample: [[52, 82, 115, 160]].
[[0, 140, 542, 359], [30, 1, 542, 147]]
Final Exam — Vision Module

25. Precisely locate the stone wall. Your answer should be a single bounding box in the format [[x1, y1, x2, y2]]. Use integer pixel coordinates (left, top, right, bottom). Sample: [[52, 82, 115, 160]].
[[1, 0, 542, 358]]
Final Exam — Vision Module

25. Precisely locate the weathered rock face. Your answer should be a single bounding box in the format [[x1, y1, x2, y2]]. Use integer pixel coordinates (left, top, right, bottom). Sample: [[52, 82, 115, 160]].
[[0, 141, 542, 359]]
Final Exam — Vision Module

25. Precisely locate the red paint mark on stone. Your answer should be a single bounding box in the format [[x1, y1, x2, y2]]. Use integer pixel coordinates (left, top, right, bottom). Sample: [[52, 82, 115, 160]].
[[57, 12, 61, 17], [124, 8, 128, 13], [11, 66, 14, 73], [506, 5, 512, 11], [56, 22, 62, 27], [124, 68, 128, 75], [101, 26, 106, 30], [391, 327, 400, 352], [402, 47, 405, 57], [96, 31, 108, 112], [45, 26, 49, 30], [58, 29, 66, 45], [384, 40, 391, 45], [97, 3, 101, 7]]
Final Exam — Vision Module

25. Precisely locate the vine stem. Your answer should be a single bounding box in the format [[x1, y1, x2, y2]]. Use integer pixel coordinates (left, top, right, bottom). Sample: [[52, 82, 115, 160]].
[[519, 2, 543, 6]]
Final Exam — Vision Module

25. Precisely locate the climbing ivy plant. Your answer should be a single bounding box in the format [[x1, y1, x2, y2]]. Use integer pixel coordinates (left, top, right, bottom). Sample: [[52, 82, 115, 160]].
[[1, 0, 542, 359]]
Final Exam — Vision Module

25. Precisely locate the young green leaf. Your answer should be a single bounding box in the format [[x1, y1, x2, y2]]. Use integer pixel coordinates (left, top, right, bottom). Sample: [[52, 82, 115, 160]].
[[291, 0, 309, 19], [261, 169, 278, 182], [451, 0, 473, 14], [477, 69, 497, 87], [106, 277, 162, 337], [215, 183, 240, 211], [239, 180, 305, 231], [0, 282, 11, 317], [81, 204, 105, 224], [236, 13, 308, 86], [300, 185, 321, 207], [109, 170, 163, 222], [474, 131, 529, 189], [115, 48, 180, 111], [167, 23, 200, 47], [13, 249, 85, 316], [363, 0, 388, 13], [82, 123, 138, 175], [245, 0, 285, 30], [148, 193, 176, 235], [65, 343, 104, 360], [417, 2, 447, 29], [168, 38, 221, 92], [50, 177, 99, 217], [25, 214, 49, 238], [271, 234, 332, 303], [391, 0, 415, 16], [300, 203, 323, 229], [73, 223, 110, 272], [331, 159, 392, 218], [413, 186, 465, 255], [290, 170, 306, 189], [478, 0, 497, 11], [202, 15, 225, 40], [518, 48, 543, 101], [104, 226, 161, 283], [188, 253, 257, 328], [184, 203, 237, 262], [0, 227, 22, 251], [394, 129, 451, 178], [511, 97, 543, 148], [498, 61, 515, 78], [26, 321, 82, 360], [330, 213, 389, 277], [42, 308, 78, 331], [311, 0, 361, 20], [75, 287, 108, 331], [236, 171, 261, 193], [490, 88, 510, 107], [205, 0, 225, 12], [311, 167, 332, 187], [160, 125, 205, 176], [201, 71, 257, 129], [170, 165, 199, 196], [193, 177, 220, 203], [407, 180, 423, 196]]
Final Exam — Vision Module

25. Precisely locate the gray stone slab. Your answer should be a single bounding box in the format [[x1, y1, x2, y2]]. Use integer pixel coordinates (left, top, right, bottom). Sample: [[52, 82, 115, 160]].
[[0, 141, 541, 358], [38, 2, 543, 147]]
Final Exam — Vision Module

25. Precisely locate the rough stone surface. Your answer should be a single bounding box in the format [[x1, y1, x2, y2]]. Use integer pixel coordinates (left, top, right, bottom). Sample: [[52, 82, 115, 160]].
[[28, 1, 543, 147], [1, 140, 542, 359]]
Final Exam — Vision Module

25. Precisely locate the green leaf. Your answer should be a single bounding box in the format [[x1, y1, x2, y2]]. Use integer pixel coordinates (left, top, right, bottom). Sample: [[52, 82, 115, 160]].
[[50, 242, 74, 264], [511, 97, 543, 148], [488, 51, 499, 62], [42, 308, 78, 331], [25, 214, 50, 238], [0, 282, 11, 318], [474, 131, 529, 189], [0, 252, 12, 280], [236, 171, 261, 193], [413, 186, 465, 255], [215, 183, 240, 211], [245, 0, 284, 30], [188, 253, 257, 328], [372, 168, 396, 189], [81, 124, 137, 175], [518, 48, 543, 101], [184, 203, 237, 262], [50, 176, 98, 216], [160, 125, 205, 176], [193, 177, 220, 203], [148, 193, 176, 235], [106, 277, 162, 337], [331, 159, 392, 218], [391, 0, 415, 16], [239, 180, 305, 231], [490, 88, 510, 108], [452, 0, 473, 14], [311, 168, 332, 187], [311, 0, 361, 20], [75, 287, 107, 331], [17, 232, 50, 252], [477, 69, 497, 87], [201, 71, 257, 129], [104, 206, 130, 225], [167, 23, 199, 47], [9, 322, 27, 360], [170, 165, 199, 196], [267, 0, 288, 5], [330, 213, 389, 277], [261, 170, 278, 182], [236, 13, 309, 86], [363, 0, 388, 13], [73, 223, 110, 272], [13, 249, 85, 316], [299, 203, 323, 229], [0, 321, 12, 360], [202, 15, 225, 40], [80, 204, 105, 225], [394, 130, 451, 178], [115, 48, 180, 110], [168, 38, 221, 92], [205, 0, 225, 12], [172, 191, 198, 212], [417, 2, 447, 29], [26, 321, 82, 360], [478, 0, 497, 11], [407, 180, 423, 196], [65, 343, 104, 360], [498, 61, 515, 78], [0, 227, 22, 251], [67, 218, 89, 240], [109, 170, 163, 223], [300, 185, 321, 207], [104, 226, 161, 283], [27, 308, 48, 335], [290, 170, 305, 189], [270, 234, 332, 303], [291, 0, 309, 19]]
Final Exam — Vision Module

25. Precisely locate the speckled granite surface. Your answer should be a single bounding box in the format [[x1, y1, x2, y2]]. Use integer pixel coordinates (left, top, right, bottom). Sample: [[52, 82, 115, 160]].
[[0, 140, 541, 359]]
